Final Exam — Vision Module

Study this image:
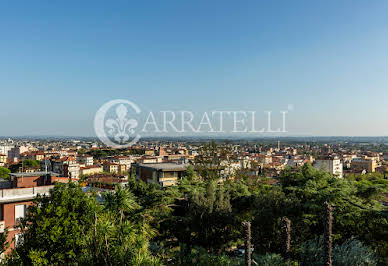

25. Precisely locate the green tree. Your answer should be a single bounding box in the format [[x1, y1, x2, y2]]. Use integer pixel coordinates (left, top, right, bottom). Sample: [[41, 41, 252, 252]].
[[251, 163, 388, 260], [0, 167, 10, 180], [184, 165, 198, 181], [22, 159, 40, 169], [126, 178, 178, 247], [7, 182, 160, 265], [10, 182, 97, 264], [86, 149, 108, 160], [251, 185, 297, 254], [77, 148, 87, 155], [176, 181, 236, 255], [88, 193, 159, 265], [103, 185, 140, 223]]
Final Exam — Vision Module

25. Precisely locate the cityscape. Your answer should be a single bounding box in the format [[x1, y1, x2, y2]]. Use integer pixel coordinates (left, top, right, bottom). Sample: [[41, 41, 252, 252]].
[[0, 136, 387, 264], [1, 1, 388, 265]]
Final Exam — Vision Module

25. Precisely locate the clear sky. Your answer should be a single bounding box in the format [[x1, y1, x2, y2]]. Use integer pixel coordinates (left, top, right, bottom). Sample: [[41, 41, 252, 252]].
[[1, 0, 388, 137]]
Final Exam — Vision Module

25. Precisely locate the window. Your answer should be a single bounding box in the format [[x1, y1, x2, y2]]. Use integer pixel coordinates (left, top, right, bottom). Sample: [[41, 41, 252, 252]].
[[15, 204, 26, 222]]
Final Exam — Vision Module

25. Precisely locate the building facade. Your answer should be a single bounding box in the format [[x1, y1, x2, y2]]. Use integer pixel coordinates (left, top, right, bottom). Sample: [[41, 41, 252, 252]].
[[351, 158, 376, 173], [136, 163, 188, 187], [314, 157, 343, 177]]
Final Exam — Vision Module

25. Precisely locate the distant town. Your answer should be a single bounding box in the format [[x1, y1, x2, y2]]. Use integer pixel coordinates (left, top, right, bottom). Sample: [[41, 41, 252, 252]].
[[2, 136, 388, 182]]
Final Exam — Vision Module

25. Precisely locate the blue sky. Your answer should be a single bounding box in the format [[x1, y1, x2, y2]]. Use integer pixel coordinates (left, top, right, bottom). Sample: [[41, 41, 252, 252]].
[[0, 0, 388, 136]]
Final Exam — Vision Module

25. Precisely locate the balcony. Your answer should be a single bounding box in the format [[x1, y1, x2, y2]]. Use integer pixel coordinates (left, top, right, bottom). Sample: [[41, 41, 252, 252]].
[[0, 185, 54, 203]]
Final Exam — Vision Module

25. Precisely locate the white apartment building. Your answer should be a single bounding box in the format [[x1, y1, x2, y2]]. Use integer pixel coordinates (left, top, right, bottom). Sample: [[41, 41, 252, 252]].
[[50, 158, 80, 179], [77, 155, 94, 166], [110, 156, 132, 168], [0, 145, 14, 158], [314, 158, 343, 178]]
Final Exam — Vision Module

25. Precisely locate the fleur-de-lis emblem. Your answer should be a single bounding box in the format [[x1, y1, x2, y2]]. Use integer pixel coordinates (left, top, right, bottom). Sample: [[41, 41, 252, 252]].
[[105, 104, 138, 144]]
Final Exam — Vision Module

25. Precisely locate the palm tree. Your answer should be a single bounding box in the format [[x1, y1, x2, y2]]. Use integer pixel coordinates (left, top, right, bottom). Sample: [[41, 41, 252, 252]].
[[103, 186, 140, 223], [242, 221, 251, 266], [281, 217, 291, 263], [324, 201, 333, 266]]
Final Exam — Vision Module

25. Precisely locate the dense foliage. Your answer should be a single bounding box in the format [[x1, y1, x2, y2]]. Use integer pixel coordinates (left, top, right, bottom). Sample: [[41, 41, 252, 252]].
[[22, 159, 40, 169], [2, 154, 387, 265], [0, 167, 10, 180], [299, 237, 378, 266], [6, 183, 160, 265]]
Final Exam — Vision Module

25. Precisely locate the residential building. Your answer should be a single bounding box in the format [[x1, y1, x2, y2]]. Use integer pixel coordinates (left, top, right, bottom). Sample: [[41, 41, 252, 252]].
[[287, 157, 307, 168], [342, 154, 357, 169], [7, 146, 29, 160], [136, 163, 188, 187], [351, 158, 376, 173], [103, 162, 119, 173], [118, 164, 127, 173], [77, 155, 94, 166], [0, 145, 14, 159], [258, 154, 272, 165], [109, 156, 132, 169], [45, 157, 80, 179], [80, 165, 103, 176], [314, 156, 343, 177], [138, 156, 163, 164], [0, 154, 7, 164], [65, 163, 80, 180], [221, 161, 242, 177], [21, 151, 45, 161]]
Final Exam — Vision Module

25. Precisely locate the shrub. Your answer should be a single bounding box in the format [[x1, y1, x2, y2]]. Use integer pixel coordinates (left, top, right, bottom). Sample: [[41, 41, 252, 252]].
[[299, 236, 377, 266], [333, 238, 377, 266], [253, 253, 287, 266], [179, 247, 243, 266]]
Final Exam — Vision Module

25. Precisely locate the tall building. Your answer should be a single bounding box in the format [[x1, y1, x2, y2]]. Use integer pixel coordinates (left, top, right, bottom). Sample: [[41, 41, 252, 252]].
[[314, 156, 343, 178], [7, 146, 29, 160]]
